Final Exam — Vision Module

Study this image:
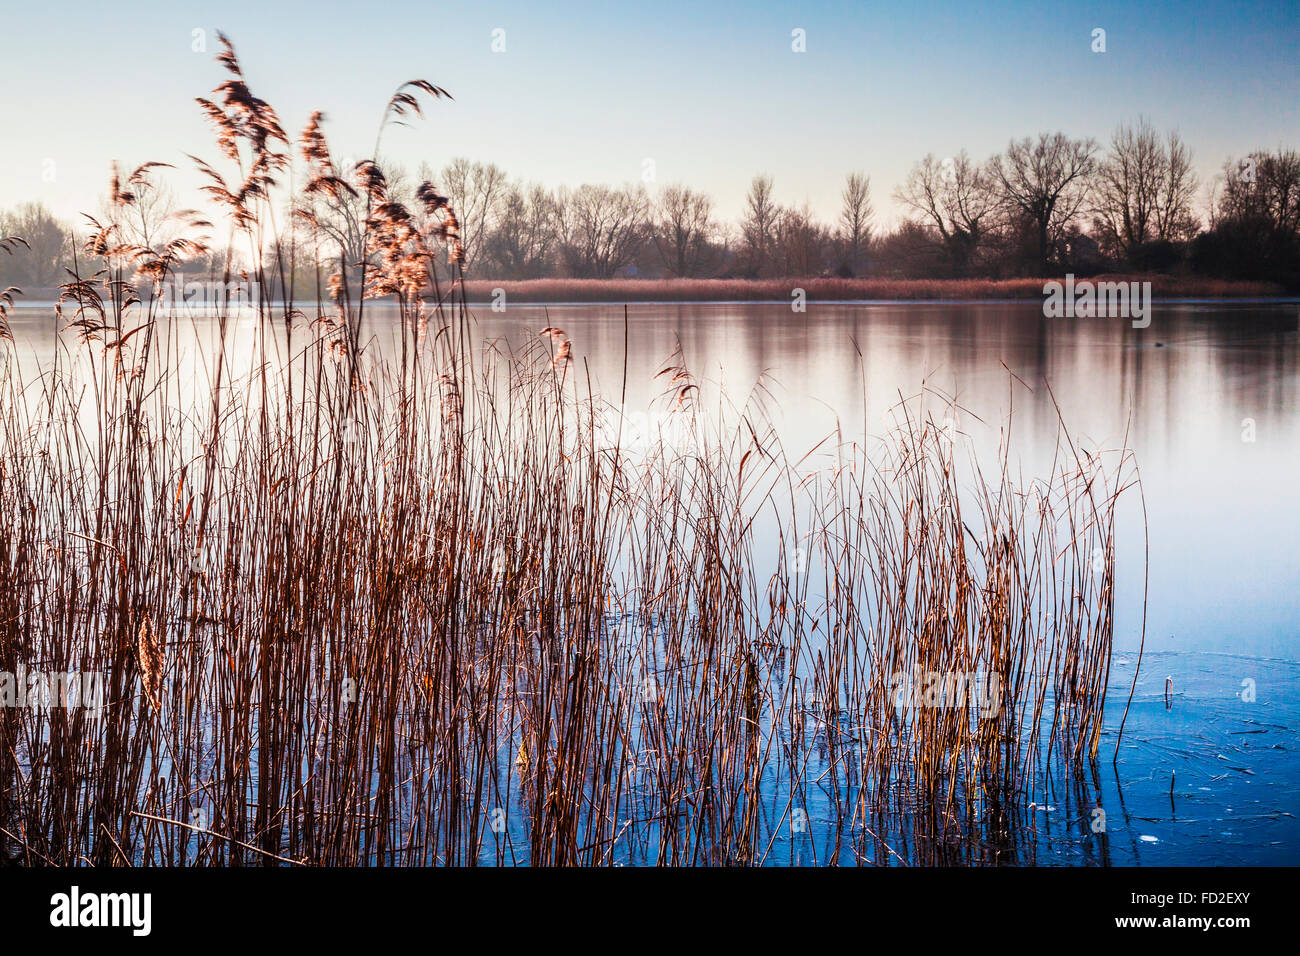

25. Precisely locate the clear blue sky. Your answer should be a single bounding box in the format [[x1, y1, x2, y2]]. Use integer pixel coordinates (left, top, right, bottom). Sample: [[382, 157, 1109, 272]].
[[2, 0, 1297, 229]]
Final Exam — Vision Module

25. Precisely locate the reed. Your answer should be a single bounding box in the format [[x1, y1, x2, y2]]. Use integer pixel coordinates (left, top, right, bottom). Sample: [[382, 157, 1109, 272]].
[[0, 37, 1143, 866]]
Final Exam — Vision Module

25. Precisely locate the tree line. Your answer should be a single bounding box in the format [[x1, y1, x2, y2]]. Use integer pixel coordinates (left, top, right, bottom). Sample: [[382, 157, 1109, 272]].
[[3, 122, 1298, 291]]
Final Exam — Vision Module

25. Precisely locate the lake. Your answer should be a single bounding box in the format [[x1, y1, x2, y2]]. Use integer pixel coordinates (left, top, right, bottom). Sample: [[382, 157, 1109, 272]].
[[5, 298, 1298, 864]]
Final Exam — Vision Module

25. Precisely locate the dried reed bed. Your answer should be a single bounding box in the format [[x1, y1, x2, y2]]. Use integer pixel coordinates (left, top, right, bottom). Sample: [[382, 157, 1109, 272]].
[[0, 37, 1144, 866]]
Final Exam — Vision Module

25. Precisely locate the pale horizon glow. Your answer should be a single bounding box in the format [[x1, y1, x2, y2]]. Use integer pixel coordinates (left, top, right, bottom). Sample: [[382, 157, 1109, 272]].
[[1, 0, 1297, 235]]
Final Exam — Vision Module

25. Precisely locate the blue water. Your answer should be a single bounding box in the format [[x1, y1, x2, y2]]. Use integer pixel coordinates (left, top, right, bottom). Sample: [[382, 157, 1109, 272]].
[[5, 299, 1297, 865], [460, 301, 1300, 865]]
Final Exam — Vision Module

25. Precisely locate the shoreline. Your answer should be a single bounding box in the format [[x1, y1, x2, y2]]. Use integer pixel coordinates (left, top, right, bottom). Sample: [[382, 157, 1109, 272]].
[[447, 276, 1292, 303], [9, 276, 1295, 308]]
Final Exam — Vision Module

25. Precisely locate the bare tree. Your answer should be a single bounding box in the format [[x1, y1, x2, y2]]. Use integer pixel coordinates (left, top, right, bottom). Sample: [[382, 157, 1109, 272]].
[[293, 157, 416, 304], [774, 203, 830, 276], [1215, 148, 1300, 236], [299, 183, 366, 282], [992, 132, 1098, 271], [0, 202, 71, 287], [266, 220, 326, 301], [839, 172, 873, 275], [895, 152, 998, 275], [652, 184, 714, 277], [1093, 121, 1162, 257], [740, 174, 780, 277], [99, 171, 178, 254], [555, 184, 649, 278], [429, 157, 508, 272], [1093, 120, 1198, 258], [1155, 130, 1199, 243], [484, 182, 557, 279]]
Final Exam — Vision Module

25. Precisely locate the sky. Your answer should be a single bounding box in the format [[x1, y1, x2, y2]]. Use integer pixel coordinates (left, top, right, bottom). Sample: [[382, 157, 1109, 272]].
[[1, 0, 1297, 232]]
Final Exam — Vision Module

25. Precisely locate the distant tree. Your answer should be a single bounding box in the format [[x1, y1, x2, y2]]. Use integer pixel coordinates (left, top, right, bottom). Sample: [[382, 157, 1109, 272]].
[[266, 223, 325, 301], [652, 184, 714, 277], [431, 158, 509, 272], [838, 172, 873, 275], [870, 221, 950, 278], [1154, 132, 1199, 244], [895, 152, 999, 276], [483, 182, 557, 279], [992, 132, 1098, 272], [774, 203, 832, 276], [1194, 148, 1300, 285], [740, 175, 780, 277], [1213, 148, 1300, 236], [555, 184, 649, 278], [0, 202, 72, 287], [296, 156, 410, 286], [97, 167, 179, 256], [1092, 120, 1198, 261]]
